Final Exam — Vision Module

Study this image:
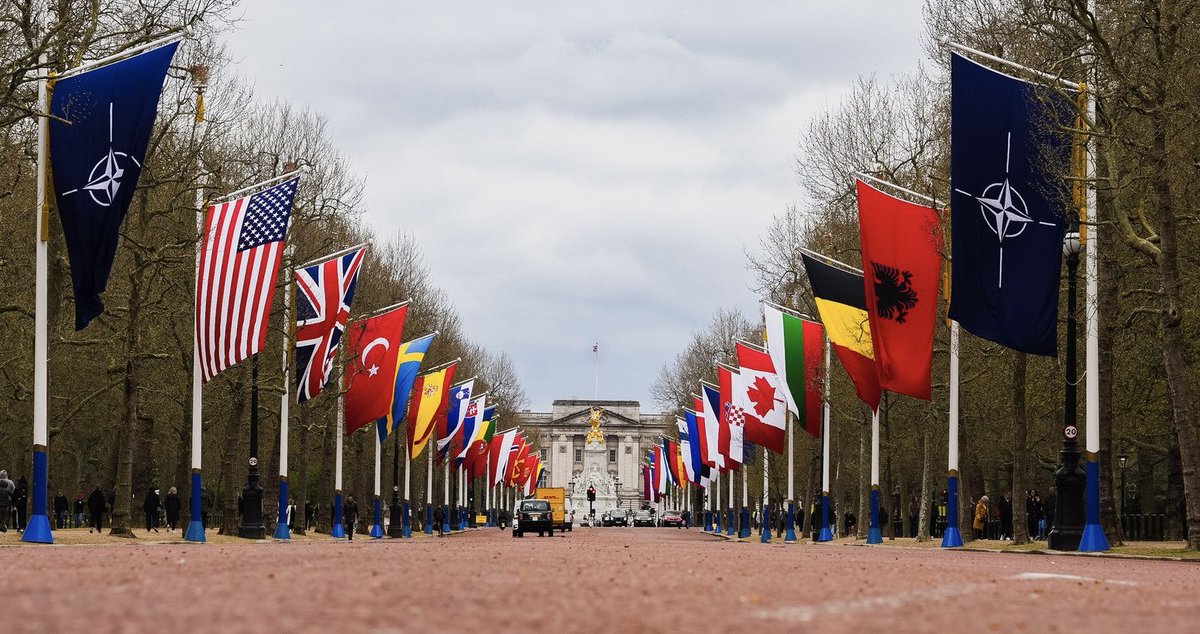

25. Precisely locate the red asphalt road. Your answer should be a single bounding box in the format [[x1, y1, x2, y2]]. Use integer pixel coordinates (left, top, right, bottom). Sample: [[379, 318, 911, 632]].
[[1, 527, 1197, 632]]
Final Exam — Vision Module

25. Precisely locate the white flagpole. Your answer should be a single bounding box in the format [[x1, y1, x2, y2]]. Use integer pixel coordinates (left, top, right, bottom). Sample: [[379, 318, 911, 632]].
[[404, 446, 411, 500], [332, 395, 345, 538], [273, 246, 292, 540], [24, 14, 53, 543], [942, 321, 963, 547], [817, 336, 833, 542], [867, 408, 882, 543], [371, 431, 382, 537], [184, 68, 208, 543]]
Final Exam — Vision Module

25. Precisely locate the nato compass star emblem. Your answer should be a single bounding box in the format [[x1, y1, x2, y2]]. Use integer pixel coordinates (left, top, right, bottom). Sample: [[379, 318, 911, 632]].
[[955, 132, 1057, 287], [60, 103, 140, 207]]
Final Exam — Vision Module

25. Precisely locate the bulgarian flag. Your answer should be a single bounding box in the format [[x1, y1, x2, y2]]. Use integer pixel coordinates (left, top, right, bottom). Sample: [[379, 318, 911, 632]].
[[763, 302, 825, 438]]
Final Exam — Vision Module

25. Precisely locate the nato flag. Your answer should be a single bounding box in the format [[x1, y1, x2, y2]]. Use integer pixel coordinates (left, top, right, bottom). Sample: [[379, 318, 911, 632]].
[[49, 42, 179, 330], [948, 52, 1072, 356]]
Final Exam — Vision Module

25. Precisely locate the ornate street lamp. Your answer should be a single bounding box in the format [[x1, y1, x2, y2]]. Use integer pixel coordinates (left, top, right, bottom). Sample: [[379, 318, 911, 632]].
[[1048, 231, 1086, 551], [1118, 449, 1129, 517]]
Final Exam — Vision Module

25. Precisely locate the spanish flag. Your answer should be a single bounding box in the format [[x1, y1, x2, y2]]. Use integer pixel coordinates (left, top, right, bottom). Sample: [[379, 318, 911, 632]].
[[406, 361, 458, 459], [802, 253, 882, 411]]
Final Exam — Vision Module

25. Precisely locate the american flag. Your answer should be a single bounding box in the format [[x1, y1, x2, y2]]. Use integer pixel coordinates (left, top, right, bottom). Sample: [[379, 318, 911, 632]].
[[195, 178, 298, 383], [294, 247, 366, 402]]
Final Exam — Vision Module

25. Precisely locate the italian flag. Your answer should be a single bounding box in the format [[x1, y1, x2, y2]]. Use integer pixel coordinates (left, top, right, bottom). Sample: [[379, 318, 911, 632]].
[[763, 302, 825, 438]]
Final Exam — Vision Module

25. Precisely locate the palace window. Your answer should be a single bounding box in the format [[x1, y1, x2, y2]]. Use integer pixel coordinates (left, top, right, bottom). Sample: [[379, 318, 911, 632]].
[[574, 448, 582, 462], [609, 449, 616, 463]]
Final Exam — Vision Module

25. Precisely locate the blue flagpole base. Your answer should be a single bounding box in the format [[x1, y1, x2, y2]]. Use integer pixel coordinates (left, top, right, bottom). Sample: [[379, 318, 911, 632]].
[[941, 526, 963, 548], [941, 473, 962, 548], [21, 514, 52, 544], [785, 502, 796, 542], [867, 527, 882, 544], [759, 505, 770, 543], [738, 508, 751, 539], [185, 471, 205, 542], [22, 448, 52, 544], [442, 517, 451, 533], [370, 498, 383, 539], [1079, 458, 1109, 552], [816, 494, 833, 542], [184, 519, 206, 543], [867, 487, 881, 543], [425, 505, 434, 535], [370, 524, 383, 539], [725, 511, 735, 536], [331, 492, 345, 539], [273, 478, 290, 540]]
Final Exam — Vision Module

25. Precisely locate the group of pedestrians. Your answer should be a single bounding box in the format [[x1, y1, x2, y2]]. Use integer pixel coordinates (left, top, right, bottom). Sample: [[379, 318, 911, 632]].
[[971, 488, 1057, 540]]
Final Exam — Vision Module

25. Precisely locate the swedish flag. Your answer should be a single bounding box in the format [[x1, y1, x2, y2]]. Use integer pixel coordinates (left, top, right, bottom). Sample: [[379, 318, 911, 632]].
[[378, 333, 436, 443]]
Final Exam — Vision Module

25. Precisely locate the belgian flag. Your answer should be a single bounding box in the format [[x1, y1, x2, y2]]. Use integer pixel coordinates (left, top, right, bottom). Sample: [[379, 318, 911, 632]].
[[802, 253, 882, 411]]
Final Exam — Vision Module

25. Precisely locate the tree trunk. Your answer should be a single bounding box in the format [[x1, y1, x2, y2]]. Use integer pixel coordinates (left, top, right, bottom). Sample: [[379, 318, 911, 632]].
[[857, 413, 867, 539], [110, 253, 146, 538], [1098, 220, 1122, 545], [1011, 352, 1029, 544], [917, 426, 931, 541], [219, 366, 248, 536]]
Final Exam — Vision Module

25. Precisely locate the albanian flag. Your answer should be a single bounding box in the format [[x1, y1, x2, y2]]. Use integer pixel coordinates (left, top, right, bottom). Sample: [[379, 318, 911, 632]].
[[857, 179, 942, 400]]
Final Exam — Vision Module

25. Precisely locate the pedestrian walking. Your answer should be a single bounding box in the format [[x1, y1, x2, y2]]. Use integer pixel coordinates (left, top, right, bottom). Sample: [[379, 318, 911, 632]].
[[343, 495, 358, 541], [304, 500, 315, 531], [973, 495, 989, 540], [999, 494, 1013, 540], [433, 505, 445, 535], [286, 498, 297, 530], [143, 488, 161, 533], [13, 476, 28, 531], [53, 491, 68, 529], [164, 487, 181, 532], [0, 470, 14, 533], [73, 491, 85, 528], [87, 486, 106, 533]]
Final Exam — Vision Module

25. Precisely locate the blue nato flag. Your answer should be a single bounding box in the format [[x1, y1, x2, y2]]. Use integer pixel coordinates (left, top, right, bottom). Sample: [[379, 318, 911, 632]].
[[948, 52, 1073, 356], [49, 42, 179, 330]]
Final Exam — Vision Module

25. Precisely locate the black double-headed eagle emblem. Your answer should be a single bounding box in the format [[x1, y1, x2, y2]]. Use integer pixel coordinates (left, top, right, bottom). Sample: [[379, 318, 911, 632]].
[[872, 263, 918, 324]]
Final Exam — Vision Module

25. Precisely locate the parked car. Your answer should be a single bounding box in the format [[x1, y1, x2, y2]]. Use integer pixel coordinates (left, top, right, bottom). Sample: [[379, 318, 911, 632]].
[[661, 509, 685, 528], [632, 509, 655, 527], [512, 499, 555, 537], [603, 509, 629, 527]]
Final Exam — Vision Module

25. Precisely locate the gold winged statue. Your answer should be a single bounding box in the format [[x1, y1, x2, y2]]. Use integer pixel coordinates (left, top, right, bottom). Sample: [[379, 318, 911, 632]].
[[585, 406, 604, 444]]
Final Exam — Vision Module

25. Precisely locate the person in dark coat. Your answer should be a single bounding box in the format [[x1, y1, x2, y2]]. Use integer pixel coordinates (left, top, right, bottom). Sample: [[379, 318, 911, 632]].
[[13, 476, 29, 531], [304, 500, 315, 531], [433, 505, 446, 535], [0, 470, 14, 533], [343, 495, 358, 541], [999, 493, 1013, 540], [164, 487, 181, 532], [87, 486, 106, 533], [53, 491, 68, 529], [73, 491, 85, 528], [143, 488, 161, 532]]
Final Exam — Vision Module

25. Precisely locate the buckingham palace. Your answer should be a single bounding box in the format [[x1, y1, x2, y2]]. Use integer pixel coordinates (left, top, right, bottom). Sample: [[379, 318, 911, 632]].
[[514, 399, 670, 512]]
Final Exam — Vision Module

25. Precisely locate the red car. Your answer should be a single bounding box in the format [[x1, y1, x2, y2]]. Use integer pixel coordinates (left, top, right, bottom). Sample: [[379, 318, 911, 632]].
[[660, 510, 685, 527]]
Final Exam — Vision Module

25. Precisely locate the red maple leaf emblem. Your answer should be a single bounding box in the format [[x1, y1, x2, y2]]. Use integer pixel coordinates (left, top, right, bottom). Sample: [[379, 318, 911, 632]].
[[747, 376, 777, 417]]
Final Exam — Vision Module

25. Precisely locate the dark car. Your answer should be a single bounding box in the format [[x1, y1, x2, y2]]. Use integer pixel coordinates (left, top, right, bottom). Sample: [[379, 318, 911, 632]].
[[513, 499, 555, 537], [603, 509, 628, 527], [661, 509, 685, 528], [632, 509, 655, 527]]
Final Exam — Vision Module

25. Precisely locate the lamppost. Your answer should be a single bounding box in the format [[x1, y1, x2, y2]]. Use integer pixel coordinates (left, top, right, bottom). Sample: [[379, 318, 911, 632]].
[[1049, 231, 1086, 551], [388, 431, 403, 538], [614, 476, 622, 510], [1118, 449, 1129, 517]]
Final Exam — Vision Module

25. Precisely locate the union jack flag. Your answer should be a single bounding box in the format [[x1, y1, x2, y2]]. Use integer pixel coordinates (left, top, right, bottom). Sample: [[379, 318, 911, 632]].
[[294, 247, 367, 402]]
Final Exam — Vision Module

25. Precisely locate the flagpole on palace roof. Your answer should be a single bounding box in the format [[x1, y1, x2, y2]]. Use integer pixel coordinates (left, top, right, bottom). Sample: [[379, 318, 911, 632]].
[[23, 5, 54, 544], [56, 29, 188, 80]]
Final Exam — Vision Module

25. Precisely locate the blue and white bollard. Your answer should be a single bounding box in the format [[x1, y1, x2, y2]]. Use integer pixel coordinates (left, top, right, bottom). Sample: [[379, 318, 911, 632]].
[[331, 492, 346, 539], [817, 493, 833, 542], [785, 501, 797, 543], [1079, 457, 1110, 551], [760, 504, 771, 543]]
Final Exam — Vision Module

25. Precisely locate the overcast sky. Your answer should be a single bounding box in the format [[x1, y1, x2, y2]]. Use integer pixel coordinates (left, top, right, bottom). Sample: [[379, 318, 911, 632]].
[[224, 1, 928, 412]]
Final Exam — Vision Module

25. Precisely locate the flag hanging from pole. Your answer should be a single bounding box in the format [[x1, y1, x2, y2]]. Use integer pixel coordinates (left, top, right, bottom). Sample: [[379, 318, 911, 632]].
[[733, 341, 788, 454], [378, 333, 436, 443], [294, 247, 367, 402], [762, 303, 824, 437], [437, 380, 473, 462], [700, 384, 726, 470], [343, 305, 407, 434], [802, 253, 882, 411], [406, 361, 458, 459], [677, 417, 697, 484], [857, 180, 941, 400], [717, 365, 744, 470], [948, 52, 1071, 356], [196, 178, 299, 383], [51, 42, 180, 330]]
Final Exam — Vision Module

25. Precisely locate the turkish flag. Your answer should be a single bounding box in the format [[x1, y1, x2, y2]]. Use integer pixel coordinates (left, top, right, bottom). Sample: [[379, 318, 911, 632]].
[[342, 305, 407, 434], [857, 180, 942, 400]]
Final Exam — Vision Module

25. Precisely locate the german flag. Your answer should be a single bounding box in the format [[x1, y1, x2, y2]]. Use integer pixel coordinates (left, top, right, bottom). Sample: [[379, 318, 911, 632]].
[[802, 253, 882, 411]]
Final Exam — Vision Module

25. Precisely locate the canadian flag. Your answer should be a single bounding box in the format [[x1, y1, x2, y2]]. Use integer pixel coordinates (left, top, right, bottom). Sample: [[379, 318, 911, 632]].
[[734, 341, 787, 454]]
